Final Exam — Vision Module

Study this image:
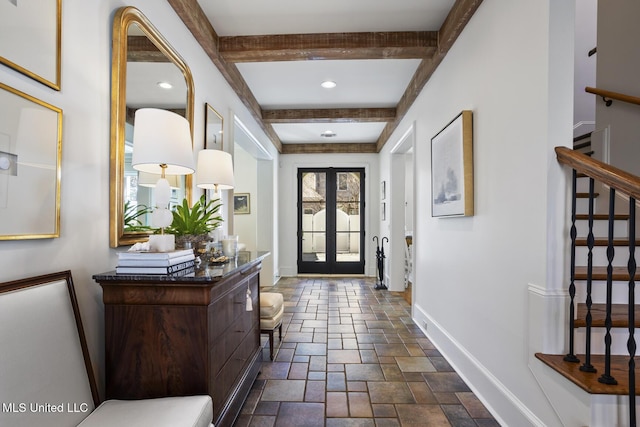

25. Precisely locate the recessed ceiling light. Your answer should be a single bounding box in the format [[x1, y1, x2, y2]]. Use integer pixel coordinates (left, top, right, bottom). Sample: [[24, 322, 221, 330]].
[[157, 81, 173, 89], [321, 80, 336, 89], [321, 130, 336, 138]]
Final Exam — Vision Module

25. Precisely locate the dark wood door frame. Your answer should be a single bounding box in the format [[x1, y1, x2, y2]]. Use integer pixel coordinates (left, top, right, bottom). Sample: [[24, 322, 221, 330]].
[[297, 168, 365, 274]]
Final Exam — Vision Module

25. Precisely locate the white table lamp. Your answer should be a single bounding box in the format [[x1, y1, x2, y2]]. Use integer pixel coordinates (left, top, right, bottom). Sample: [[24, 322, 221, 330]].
[[131, 108, 195, 251], [196, 149, 235, 193]]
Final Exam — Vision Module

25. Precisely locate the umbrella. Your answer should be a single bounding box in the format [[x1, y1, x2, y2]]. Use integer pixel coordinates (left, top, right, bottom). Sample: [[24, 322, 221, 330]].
[[374, 236, 388, 290]]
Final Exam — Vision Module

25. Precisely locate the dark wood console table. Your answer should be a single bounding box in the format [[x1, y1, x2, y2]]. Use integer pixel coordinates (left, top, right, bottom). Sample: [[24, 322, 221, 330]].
[[93, 251, 269, 427]]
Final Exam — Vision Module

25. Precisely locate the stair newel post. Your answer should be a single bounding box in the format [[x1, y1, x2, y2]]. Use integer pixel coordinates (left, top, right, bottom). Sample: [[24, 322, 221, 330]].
[[565, 169, 580, 363], [580, 177, 597, 373], [627, 198, 637, 427], [598, 188, 618, 384]]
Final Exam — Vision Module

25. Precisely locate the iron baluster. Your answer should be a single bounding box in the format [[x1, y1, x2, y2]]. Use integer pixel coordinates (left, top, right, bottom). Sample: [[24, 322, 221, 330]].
[[580, 177, 597, 373], [627, 198, 637, 427], [565, 169, 580, 363], [598, 188, 617, 384]]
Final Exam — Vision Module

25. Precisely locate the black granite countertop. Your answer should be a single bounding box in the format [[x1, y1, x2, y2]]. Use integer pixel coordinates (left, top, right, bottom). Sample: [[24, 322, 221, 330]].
[[93, 251, 270, 284]]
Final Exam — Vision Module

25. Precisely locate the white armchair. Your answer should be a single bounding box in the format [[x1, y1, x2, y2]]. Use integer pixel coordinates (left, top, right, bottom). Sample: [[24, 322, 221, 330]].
[[0, 271, 213, 427]]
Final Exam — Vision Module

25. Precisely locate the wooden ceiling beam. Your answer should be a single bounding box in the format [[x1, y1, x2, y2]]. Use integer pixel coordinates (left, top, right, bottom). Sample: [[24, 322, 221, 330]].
[[167, 0, 283, 152], [263, 108, 396, 124], [376, 0, 483, 152], [219, 32, 438, 62], [127, 36, 168, 62], [168, 0, 482, 154], [281, 143, 378, 154]]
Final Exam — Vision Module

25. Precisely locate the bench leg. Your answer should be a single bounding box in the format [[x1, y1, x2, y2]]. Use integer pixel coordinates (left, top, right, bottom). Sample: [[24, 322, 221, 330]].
[[268, 330, 274, 360]]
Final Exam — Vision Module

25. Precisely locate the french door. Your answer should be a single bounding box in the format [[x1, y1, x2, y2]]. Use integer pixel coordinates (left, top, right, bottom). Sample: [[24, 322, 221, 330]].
[[297, 168, 365, 274]]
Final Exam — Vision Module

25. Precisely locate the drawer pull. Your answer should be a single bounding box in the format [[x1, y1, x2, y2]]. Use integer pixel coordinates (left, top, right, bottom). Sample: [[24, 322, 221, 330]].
[[236, 330, 245, 333]]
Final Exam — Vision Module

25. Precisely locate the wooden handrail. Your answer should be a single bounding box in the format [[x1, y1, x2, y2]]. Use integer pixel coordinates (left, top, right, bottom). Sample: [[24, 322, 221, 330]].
[[585, 86, 640, 107], [555, 146, 640, 200]]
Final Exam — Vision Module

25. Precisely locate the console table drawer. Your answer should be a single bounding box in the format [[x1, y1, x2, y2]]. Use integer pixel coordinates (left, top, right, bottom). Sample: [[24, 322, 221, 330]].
[[211, 325, 259, 419], [210, 308, 254, 374]]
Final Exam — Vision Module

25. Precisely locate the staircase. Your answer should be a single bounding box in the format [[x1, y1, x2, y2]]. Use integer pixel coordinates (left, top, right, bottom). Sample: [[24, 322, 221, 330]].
[[536, 135, 640, 426]]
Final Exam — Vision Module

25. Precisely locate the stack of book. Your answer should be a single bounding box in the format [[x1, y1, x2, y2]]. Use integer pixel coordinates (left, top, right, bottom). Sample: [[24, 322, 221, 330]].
[[115, 249, 196, 275]]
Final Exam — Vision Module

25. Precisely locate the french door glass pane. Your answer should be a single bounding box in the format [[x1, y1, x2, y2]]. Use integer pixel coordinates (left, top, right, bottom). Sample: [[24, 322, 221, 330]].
[[335, 172, 361, 263], [301, 172, 326, 264]]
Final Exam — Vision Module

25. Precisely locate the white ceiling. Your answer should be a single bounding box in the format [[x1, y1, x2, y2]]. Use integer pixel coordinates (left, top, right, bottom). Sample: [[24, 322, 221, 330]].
[[236, 59, 421, 110], [127, 62, 187, 109], [198, 0, 455, 36], [197, 0, 456, 146], [273, 122, 388, 144]]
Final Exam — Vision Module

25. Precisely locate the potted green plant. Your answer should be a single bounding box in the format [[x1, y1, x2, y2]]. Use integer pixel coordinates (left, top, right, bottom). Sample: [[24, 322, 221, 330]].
[[164, 195, 223, 249], [123, 201, 153, 233]]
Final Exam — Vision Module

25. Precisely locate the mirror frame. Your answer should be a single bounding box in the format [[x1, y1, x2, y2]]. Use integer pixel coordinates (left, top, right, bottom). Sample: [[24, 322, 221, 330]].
[[109, 6, 195, 247], [205, 103, 223, 150]]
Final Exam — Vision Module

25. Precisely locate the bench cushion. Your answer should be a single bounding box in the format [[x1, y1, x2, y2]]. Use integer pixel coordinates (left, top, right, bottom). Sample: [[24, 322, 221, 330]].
[[260, 303, 284, 330], [259, 292, 283, 318], [77, 396, 213, 427]]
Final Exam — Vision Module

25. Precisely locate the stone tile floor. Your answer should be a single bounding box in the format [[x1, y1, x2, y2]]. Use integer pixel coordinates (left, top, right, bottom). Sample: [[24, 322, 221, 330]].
[[234, 277, 500, 427]]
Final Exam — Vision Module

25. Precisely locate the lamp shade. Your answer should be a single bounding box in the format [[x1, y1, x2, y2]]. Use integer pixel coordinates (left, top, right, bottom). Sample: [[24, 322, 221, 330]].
[[196, 149, 235, 190], [131, 108, 195, 175]]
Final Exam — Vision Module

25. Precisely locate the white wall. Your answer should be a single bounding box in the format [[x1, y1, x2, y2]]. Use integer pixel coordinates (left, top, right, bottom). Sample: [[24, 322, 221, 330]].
[[596, 0, 640, 176], [0, 0, 275, 396], [278, 153, 379, 277], [573, 0, 597, 137], [379, 1, 575, 425]]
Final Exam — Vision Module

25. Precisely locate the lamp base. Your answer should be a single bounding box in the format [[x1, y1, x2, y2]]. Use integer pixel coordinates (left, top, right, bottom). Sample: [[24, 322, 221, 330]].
[[148, 234, 175, 252]]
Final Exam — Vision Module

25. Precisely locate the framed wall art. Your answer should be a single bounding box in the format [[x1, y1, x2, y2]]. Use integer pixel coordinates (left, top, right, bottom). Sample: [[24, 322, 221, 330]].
[[0, 82, 62, 239], [233, 193, 250, 215], [431, 110, 473, 217], [0, 0, 62, 90], [205, 103, 223, 150]]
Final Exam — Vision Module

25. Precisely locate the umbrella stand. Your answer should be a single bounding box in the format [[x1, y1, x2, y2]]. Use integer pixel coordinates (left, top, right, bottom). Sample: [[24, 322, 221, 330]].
[[373, 236, 388, 290]]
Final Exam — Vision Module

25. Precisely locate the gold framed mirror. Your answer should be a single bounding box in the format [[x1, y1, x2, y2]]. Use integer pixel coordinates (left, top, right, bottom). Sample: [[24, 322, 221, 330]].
[[109, 7, 194, 247]]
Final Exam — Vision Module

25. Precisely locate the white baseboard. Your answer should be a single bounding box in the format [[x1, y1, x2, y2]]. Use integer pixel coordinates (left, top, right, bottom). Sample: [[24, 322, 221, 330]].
[[413, 303, 547, 427]]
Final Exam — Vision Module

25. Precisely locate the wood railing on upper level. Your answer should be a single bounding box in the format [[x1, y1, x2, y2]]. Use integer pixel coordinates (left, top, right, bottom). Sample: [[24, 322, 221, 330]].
[[586, 86, 640, 108]]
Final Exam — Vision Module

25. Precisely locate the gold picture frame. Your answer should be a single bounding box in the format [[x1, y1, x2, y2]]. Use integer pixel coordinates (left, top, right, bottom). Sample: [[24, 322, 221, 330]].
[[0, 0, 62, 90], [431, 110, 474, 217], [0, 82, 62, 239]]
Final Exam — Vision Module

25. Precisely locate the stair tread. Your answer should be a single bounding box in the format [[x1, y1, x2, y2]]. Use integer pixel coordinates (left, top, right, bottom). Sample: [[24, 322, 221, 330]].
[[575, 214, 630, 220], [576, 192, 600, 198], [575, 238, 640, 246], [573, 133, 592, 144], [535, 353, 640, 395], [575, 266, 639, 281], [575, 303, 640, 328]]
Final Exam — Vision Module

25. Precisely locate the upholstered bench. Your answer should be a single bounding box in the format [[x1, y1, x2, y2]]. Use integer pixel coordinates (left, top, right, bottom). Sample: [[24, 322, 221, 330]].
[[259, 292, 284, 360], [0, 271, 213, 427]]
